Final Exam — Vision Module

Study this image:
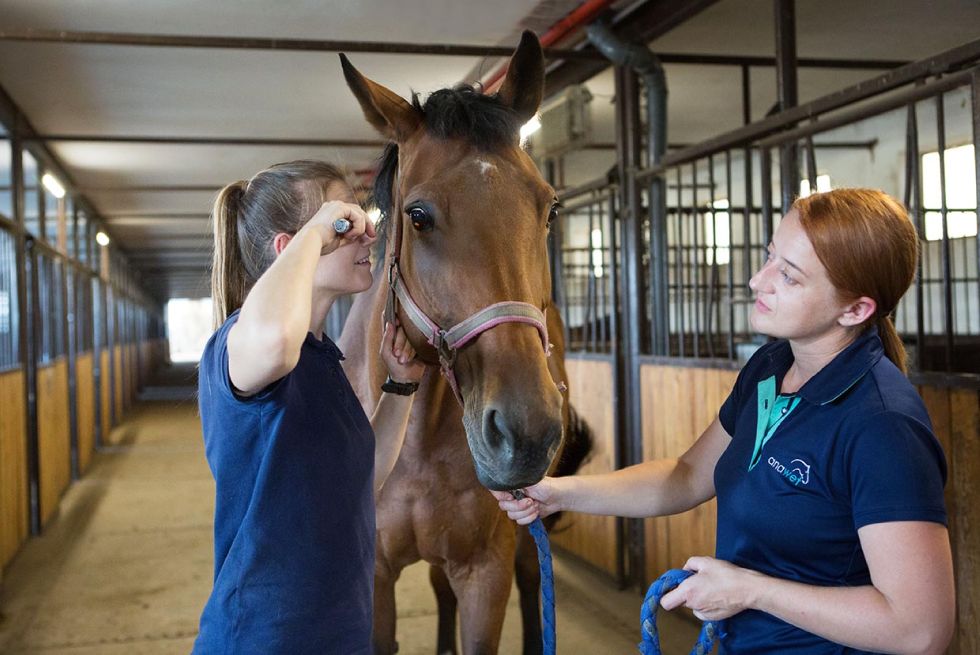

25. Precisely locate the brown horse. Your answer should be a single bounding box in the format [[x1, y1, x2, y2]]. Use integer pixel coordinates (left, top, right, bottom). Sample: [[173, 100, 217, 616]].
[[338, 32, 592, 654]]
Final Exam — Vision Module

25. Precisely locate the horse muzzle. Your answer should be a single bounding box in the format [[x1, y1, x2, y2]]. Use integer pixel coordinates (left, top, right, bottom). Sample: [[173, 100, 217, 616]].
[[466, 400, 564, 491]]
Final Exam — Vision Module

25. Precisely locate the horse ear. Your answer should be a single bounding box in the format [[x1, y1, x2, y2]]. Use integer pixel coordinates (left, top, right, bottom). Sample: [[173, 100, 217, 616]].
[[495, 30, 545, 124], [340, 54, 422, 142]]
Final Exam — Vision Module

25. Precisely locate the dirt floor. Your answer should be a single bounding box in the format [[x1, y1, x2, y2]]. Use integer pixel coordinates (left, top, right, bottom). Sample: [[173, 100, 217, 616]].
[[0, 364, 701, 654]]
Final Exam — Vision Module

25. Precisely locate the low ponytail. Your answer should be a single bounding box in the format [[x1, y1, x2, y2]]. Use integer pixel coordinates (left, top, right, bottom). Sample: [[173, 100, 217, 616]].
[[211, 181, 249, 329], [794, 189, 918, 376], [876, 313, 908, 374]]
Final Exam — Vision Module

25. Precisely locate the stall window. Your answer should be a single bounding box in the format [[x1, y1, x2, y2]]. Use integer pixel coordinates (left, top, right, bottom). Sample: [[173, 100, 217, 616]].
[[23, 151, 39, 237], [0, 227, 18, 369], [0, 125, 12, 221]]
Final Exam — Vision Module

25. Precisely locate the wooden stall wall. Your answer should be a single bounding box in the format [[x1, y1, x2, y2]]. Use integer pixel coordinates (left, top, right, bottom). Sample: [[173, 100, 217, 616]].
[[36, 359, 70, 526], [550, 356, 619, 579], [918, 385, 980, 655], [640, 364, 738, 584], [0, 370, 28, 570], [100, 349, 111, 439], [74, 352, 95, 474]]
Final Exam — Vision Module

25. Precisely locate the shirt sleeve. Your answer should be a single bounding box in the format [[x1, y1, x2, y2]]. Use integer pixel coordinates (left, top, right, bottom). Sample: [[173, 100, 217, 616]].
[[200, 311, 287, 407], [846, 410, 948, 530]]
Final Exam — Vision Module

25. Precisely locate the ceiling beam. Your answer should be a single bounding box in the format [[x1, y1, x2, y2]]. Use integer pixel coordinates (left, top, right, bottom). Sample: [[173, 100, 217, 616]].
[[0, 28, 605, 60], [27, 135, 386, 147]]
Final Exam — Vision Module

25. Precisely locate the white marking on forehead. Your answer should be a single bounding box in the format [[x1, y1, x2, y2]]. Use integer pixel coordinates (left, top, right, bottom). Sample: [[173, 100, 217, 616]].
[[474, 158, 497, 177]]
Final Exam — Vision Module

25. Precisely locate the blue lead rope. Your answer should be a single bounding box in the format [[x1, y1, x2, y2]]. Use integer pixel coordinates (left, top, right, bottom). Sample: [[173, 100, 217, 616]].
[[510, 488, 556, 655], [527, 517, 556, 655], [640, 569, 723, 655]]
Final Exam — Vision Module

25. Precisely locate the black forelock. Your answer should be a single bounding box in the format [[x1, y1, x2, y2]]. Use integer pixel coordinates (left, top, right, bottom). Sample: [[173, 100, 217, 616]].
[[370, 85, 521, 258]]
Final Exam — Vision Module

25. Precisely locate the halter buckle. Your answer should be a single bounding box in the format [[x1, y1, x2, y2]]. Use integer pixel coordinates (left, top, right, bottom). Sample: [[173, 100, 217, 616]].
[[435, 330, 457, 369]]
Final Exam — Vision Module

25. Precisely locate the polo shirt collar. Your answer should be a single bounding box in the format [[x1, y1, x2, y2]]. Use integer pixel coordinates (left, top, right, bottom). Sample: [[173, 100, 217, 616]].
[[761, 327, 884, 406]]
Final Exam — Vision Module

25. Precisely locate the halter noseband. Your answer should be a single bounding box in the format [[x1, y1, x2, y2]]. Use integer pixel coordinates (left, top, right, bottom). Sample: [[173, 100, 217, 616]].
[[382, 197, 551, 406]]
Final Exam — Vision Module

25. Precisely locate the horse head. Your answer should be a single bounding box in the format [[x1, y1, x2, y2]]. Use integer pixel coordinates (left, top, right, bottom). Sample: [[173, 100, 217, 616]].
[[341, 32, 563, 490]]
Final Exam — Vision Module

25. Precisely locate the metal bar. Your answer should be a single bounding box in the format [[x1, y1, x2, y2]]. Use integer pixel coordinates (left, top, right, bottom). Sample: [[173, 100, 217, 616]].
[[676, 166, 685, 358], [906, 101, 926, 372], [78, 185, 222, 192], [973, 66, 980, 345], [691, 161, 701, 359], [646, 52, 907, 70], [0, 28, 603, 60], [706, 153, 718, 359], [633, 38, 980, 179], [27, 135, 386, 147], [725, 150, 735, 360], [756, 71, 971, 149], [741, 66, 755, 312], [936, 94, 954, 372], [25, 237, 40, 534], [775, 0, 799, 212], [761, 147, 775, 250], [805, 135, 818, 190]]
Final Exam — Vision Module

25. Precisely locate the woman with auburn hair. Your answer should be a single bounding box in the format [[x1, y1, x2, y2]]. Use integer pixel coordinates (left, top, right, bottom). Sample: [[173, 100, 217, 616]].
[[193, 160, 425, 654], [495, 188, 955, 654]]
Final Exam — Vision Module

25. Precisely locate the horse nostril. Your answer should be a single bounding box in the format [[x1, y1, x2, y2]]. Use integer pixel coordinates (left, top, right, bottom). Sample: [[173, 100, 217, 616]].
[[483, 409, 514, 455]]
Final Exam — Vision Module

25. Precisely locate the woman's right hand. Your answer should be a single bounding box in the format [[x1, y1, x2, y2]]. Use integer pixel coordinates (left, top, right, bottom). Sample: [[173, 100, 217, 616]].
[[301, 200, 376, 255], [490, 478, 562, 525]]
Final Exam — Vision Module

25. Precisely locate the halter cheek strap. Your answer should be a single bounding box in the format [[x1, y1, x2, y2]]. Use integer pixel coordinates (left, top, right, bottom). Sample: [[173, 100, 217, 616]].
[[386, 259, 551, 405]]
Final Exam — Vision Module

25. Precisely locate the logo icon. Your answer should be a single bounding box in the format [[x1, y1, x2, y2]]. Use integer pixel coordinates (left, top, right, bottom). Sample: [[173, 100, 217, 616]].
[[789, 459, 810, 485], [767, 456, 811, 486]]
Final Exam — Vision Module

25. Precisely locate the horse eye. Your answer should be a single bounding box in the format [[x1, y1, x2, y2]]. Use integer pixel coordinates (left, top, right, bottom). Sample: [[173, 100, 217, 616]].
[[547, 202, 561, 227], [407, 206, 433, 232]]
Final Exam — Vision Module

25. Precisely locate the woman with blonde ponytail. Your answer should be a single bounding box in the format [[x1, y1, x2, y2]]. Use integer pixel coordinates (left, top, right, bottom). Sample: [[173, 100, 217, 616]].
[[495, 188, 954, 653], [193, 161, 425, 654]]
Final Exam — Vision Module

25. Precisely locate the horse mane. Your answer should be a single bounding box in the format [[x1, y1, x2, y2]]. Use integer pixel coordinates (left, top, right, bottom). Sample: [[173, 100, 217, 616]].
[[370, 85, 521, 261]]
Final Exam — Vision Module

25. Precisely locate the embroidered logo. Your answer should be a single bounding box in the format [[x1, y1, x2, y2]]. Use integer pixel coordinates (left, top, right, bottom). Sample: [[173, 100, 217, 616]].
[[767, 456, 811, 486]]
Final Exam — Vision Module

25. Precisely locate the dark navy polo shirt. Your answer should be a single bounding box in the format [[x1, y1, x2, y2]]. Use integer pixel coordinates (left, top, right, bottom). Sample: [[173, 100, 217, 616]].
[[714, 327, 947, 654], [193, 310, 375, 654]]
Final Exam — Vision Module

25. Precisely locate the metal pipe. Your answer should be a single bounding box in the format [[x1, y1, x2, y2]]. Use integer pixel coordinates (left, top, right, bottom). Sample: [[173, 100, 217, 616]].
[[587, 18, 668, 355]]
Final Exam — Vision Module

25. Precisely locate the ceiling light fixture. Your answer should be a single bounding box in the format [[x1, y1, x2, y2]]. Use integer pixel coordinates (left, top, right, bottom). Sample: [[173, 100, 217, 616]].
[[95, 231, 110, 246], [42, 173, 66, 199]]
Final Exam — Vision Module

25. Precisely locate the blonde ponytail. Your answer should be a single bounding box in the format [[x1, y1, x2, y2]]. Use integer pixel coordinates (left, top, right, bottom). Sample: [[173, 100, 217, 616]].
[[211, 181, 249, 329]]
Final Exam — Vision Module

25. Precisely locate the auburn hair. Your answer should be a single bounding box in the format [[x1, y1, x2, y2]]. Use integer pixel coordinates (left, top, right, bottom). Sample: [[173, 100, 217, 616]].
[[793, 188, 918, 373]]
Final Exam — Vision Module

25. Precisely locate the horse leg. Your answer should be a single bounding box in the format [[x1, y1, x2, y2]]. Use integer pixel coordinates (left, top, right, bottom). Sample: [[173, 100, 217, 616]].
[[374, 562, 399, 655], [450, 560, 513, 655], [430, 564, 459, 655], [514, 528, 543, 655]]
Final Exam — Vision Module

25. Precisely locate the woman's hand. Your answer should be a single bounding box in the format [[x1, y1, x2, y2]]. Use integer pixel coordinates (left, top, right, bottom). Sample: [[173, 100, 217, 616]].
[[380, 321, 425, 384], [660, 556, 760, 621], [301, 200, 376, 256], [490, 478, 562, 525]]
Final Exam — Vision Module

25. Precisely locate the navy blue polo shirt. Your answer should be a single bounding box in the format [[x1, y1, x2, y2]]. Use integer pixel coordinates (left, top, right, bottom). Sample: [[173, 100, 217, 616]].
[[193, 310, 375, 654], [714, 328, 947, 654]]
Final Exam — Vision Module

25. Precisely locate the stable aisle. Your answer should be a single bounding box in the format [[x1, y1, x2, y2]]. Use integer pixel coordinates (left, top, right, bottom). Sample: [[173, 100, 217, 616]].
[[0, 365, 699, 654]]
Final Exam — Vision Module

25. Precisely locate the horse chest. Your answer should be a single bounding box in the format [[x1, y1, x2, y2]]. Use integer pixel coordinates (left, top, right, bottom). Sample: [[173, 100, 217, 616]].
[[376, 476, 503, 563]]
